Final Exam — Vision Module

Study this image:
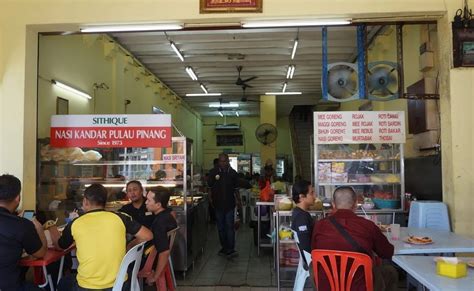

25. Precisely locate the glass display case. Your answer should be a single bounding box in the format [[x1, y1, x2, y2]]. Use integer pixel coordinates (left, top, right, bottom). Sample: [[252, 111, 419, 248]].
[[314, 143, 405, 211], [37, 136, 207, 273]]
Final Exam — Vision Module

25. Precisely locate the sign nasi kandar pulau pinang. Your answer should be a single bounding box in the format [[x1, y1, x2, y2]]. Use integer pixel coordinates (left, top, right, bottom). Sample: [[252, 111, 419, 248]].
[[50, 114, 172, 148], [314, 111, 406, 144]]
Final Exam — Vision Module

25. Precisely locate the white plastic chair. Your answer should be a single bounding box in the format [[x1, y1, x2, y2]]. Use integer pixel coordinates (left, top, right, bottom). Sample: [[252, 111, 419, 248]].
[[408, 201, 451, 231], [112, 241, 146, 291], [291, 230, 312, 291]]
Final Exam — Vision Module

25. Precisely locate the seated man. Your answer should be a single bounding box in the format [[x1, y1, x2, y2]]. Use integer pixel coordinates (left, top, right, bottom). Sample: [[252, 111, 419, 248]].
[[291, 179, 315, 254], [58, 184, 152, 290], [144, 187, 178, 286], [311, 186, 397, 291], [119, 180, 155, 228], [0, 174, 47, 291]]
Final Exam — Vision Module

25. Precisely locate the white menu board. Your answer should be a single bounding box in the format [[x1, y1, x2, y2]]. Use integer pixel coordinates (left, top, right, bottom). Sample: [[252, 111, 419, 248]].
[[314, 111, 406, 144]]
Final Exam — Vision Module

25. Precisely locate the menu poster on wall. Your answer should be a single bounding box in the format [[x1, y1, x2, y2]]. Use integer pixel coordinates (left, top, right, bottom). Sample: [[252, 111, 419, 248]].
[[314, 111, 406, 144], [50, 114, 172, 148]]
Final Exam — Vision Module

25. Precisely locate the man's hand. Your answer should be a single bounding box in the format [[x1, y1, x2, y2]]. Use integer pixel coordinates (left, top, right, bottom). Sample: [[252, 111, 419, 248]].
[[31, 217, 48, 258], [145, 271, 156, 285]]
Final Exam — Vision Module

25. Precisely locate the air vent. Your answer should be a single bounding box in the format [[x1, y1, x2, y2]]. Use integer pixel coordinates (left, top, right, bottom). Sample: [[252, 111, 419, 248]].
[[215, 124, 240, 131]]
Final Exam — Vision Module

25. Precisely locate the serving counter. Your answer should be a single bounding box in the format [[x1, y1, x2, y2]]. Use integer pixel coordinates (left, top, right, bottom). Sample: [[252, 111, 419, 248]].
[[171, 195, 209, 274]]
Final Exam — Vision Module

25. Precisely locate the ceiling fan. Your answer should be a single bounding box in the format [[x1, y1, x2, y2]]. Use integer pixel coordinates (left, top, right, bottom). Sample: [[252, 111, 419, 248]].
[[240, 86, 261, 103], [235, 65, 258, 89]]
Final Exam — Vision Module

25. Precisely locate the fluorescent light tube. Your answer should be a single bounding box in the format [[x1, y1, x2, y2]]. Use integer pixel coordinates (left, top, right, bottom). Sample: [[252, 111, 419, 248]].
[[52, 79, 91, 100], [186, 67, 198, 81], [80, 23, 183, 33], [209, 103, 239, 108], [236, 111, 240, 117], [218, 111, 224, 117], [200, 84, 208, 94], [286, 66, 292, 79], [290, 65, 295, 79], [291, 39, 298, 60], [170, 41, 184, 61], [84, 183, 176, 188], [242, 19, 351, 28], [186, 93, 222, 97], [282, 82, 287, 93], [265, 92, 302, 95]]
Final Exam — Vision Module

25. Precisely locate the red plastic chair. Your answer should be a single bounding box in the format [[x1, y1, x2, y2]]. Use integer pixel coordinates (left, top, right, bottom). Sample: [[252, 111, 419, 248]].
[[138, 227, 179, 291], [311, 250, 373, 291]]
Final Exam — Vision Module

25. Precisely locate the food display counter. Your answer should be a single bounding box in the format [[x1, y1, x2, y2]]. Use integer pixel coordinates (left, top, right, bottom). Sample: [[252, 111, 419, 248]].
[[313, 111, 407, 212], [37, 136, 208, 273]]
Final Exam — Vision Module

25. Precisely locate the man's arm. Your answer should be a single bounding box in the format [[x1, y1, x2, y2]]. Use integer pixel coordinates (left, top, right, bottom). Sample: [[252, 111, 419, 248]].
[[57, 221, 75, 250], [118, 212, 153, 248], [28, 218, 47, 258], [146, 250, 170, 285], [372, 224, 394, 259], [127, 227, 153, 249]]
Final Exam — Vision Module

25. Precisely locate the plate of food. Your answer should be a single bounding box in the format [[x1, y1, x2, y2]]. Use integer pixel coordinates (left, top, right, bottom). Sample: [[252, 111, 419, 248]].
[[377, 224, 391, 232], [404, 235, 433, 245], [467, 260, 474, 268]]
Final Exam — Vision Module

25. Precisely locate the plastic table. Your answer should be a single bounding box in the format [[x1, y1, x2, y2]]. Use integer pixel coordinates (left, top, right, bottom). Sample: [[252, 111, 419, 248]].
[[19, 248, 73, 291], [385, 227, 474, 255], [393, 256, 474, 291]]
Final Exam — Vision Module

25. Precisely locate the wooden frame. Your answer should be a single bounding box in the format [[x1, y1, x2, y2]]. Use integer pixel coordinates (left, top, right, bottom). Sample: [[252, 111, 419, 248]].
[[56, 97, 69, 114], [200, 0, 262, 13]]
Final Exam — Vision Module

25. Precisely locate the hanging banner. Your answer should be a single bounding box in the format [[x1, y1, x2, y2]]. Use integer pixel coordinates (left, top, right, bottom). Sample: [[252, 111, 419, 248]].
[[314, 111, 405, 144], [50, 114, 172, 148]]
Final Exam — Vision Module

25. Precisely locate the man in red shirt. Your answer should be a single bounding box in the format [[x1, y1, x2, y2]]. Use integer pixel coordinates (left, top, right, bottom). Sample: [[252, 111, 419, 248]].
[[311, 187, 398, 291]]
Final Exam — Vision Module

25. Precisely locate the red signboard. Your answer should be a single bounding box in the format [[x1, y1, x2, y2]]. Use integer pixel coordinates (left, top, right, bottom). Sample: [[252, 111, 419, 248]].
[[50, 115, 172, 148], [200, 0, 262, 13], [314, 111, 406, 144]]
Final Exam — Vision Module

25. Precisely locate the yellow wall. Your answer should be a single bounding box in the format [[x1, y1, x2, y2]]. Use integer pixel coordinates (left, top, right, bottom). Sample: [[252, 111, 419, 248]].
[[2, 0, 473, 237], [201, 116, 291, 170], [37, 34, 203, 169]]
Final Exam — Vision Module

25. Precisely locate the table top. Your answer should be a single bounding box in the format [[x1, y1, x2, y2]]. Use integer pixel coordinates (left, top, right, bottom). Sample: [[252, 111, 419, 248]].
[[393, 256, 474, 291], [19, 248, 73, 267], [386, 227, 474, 255]]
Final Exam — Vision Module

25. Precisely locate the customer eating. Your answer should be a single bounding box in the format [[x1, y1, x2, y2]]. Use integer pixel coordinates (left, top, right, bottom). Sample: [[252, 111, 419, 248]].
[[291, 179, 315, 254], [0, 174, 47, 291], [311, 186, 398, 291], [57, 183, 152, 290]]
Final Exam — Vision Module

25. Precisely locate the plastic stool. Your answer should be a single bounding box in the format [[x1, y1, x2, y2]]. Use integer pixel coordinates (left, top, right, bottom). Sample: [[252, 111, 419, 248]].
[[408, 201, 451, 231]]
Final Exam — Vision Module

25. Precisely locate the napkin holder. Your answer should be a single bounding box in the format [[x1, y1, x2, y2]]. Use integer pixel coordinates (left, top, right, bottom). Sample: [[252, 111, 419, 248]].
[[436, 258, 467, 278]]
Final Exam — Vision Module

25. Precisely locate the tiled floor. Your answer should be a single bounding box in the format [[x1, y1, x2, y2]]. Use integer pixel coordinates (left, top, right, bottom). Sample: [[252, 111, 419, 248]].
[[174, 224, 278, 287], [169, 223, 407, 290]]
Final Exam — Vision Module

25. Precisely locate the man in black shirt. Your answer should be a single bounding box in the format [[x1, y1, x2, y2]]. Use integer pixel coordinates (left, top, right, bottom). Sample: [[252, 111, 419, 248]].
[[291, 180, 315, 254], [208, 153, 240, 258], [144, 187, 177, 285], [0, 174, 47, 291], [119, 180, 155, 228]]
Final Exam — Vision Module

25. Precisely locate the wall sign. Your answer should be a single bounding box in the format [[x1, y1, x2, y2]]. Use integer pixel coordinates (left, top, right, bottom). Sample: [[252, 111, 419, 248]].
[[50, 114, 172, 148], [162, 154, 186, 163], [217, 134, 243, 146], [200, 0, 262, 13], [314, 111, 406, 144]]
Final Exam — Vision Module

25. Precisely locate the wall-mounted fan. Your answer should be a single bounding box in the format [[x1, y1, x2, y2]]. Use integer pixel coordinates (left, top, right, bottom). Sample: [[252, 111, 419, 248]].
[[323, 62, 359, 102], [255, 123, 278, 145], [368, 61, 399, 100]]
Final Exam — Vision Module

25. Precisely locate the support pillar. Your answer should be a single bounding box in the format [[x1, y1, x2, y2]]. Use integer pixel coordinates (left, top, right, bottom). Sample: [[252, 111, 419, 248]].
[[260, 94, 276, 170]]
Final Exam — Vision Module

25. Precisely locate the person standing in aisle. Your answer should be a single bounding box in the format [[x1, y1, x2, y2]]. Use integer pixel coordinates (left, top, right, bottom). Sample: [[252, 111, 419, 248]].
[[208, 153, 240, 258]]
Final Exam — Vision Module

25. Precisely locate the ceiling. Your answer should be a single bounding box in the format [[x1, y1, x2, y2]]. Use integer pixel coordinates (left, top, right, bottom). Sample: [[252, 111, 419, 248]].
[[111, 26, 367, 117]]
